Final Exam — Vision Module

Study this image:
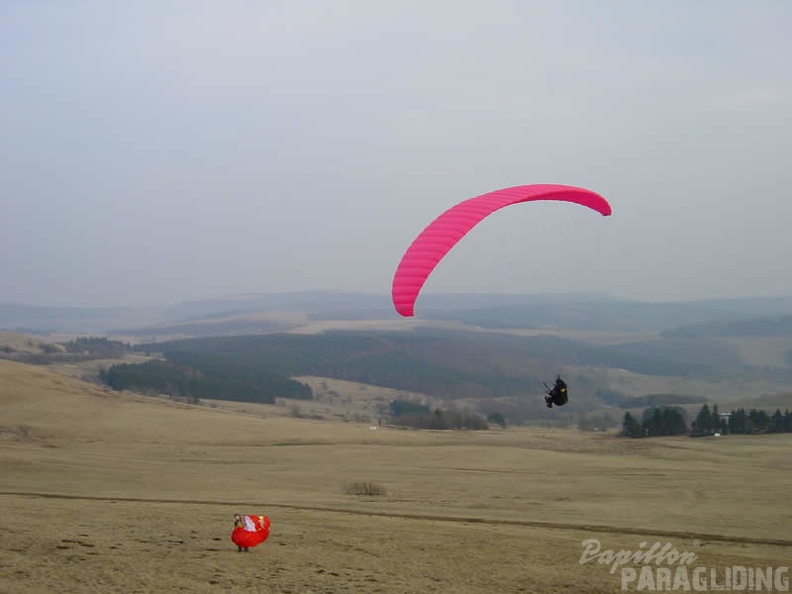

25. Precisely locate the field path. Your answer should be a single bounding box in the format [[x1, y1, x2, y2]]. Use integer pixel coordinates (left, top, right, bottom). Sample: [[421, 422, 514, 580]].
[[3, 490, 790, 548]]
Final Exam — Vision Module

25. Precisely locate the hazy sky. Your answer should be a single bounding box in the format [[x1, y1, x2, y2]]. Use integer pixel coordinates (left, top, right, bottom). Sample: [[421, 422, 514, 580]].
[[2, 1, 790, 307]]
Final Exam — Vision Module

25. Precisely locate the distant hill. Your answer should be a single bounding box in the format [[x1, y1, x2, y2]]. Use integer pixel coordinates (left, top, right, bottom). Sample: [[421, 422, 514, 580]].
[[428, 297, 792, 333], [0, 358, 196, 443], [148, 330, 543, 400], [142, 328, 763, 403], [0, 304, 134, 333], [118, 315, 297, 337], [152, 293, 792, 335], [666, 296, 792, 317], [428, 302, 722, 333], [0, 359, 357, 445], [156, 291, 396, 321], [4, 291, 792, 337], [662, 314, 792, 339], [0, 333, 134, 366], [0, 332, 65, 355]]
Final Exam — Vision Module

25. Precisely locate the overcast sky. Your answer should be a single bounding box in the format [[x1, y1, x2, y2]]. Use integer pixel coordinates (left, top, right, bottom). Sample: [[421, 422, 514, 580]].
[[2, 1, 790, 307]]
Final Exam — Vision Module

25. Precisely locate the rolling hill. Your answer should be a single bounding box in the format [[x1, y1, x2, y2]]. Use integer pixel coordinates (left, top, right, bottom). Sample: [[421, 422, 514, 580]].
[[5, 291, 792, 336]]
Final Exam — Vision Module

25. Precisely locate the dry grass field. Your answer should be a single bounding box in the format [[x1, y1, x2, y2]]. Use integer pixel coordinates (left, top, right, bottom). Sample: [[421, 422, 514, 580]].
[[1, 359, 790, 593]]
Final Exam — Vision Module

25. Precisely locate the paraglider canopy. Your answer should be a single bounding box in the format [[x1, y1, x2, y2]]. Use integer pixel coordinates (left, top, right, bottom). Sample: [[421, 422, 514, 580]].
[[231, 514, 271, 551], [391, 184, 612, 317]]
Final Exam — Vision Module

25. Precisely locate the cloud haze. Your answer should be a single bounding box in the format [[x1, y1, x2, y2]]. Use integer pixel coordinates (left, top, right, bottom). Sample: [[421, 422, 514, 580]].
[[2, 1, 790, 306]]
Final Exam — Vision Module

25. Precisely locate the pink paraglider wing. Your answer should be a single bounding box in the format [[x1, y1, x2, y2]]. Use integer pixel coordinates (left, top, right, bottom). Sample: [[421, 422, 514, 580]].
[[391, 184, 612, 317]]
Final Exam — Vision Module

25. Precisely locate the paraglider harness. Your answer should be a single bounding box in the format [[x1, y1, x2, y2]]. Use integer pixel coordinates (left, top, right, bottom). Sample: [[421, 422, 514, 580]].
[[543, 376, 568, 408]]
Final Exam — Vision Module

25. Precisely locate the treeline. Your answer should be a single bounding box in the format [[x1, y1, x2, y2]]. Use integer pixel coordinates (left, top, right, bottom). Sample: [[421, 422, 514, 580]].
[[691, 404, 792, 436], [99, 357, 312, 404], [61, 337, 132, 357], [388, 399, 490, 430], [621, 404, 792, 438], [621, 407, 688, 438]]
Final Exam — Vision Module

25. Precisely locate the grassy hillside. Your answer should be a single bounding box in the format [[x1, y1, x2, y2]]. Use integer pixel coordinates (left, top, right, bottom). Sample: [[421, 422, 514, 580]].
[[143, 328, 790, 400], [0, 331, 65, 355], [7, 322, 790, 424], [1, 359, 790, 593]]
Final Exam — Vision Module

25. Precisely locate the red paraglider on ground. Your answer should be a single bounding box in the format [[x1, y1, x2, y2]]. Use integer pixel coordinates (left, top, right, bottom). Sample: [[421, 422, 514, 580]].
[[231, 514, 271, 551], [391, 184, 612, 317]]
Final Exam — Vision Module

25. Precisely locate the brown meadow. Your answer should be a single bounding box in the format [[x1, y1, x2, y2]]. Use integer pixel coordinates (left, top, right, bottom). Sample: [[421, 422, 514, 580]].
[[1, 360, 790, 593]]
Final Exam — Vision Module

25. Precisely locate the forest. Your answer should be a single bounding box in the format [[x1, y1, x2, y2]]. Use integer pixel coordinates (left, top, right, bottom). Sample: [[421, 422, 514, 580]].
[[100, 355, 312, 404], [622, 404, 792, 438], [139, 329, 766, 403]]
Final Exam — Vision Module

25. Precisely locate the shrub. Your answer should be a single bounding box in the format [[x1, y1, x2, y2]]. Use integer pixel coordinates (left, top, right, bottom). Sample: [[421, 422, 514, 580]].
[[344, 481, 387, 497]]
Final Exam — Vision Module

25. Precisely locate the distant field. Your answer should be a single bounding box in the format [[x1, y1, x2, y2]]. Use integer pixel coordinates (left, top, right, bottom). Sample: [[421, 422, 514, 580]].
[[0, 331, 64, 354], [1, 360, 790, 593], [204, 375, 428, 425], [724, 336, 792, 368]]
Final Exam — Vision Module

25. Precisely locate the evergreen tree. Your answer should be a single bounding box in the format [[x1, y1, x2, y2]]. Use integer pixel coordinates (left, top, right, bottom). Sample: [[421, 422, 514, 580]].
[[770, 409, 785, 433], [622, 412, 642, 438], [749, 409, 771, 433], [728, 409, 747, 434], [640, 407, 687, 437], [641, 408, 661, 436], [692, 404, 714, 436], [710, 404, 722, 433], [663, 406, 688, 436]]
